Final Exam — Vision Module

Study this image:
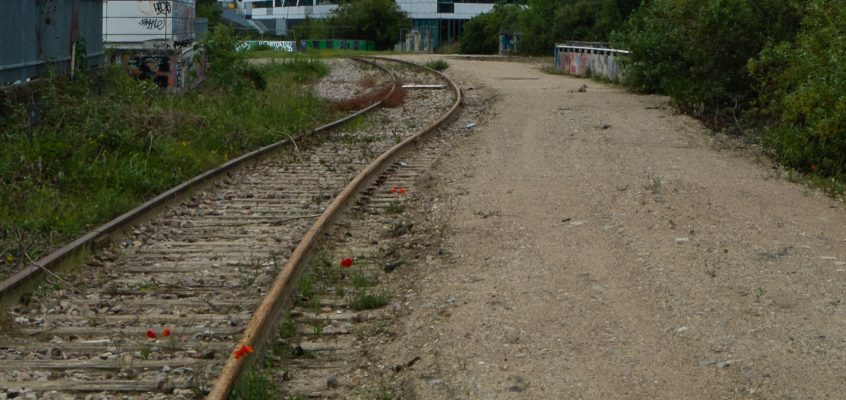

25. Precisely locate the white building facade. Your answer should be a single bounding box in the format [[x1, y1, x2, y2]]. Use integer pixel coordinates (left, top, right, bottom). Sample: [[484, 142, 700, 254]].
[[103, 0, 196, 50], [223, 0, 498, 49]]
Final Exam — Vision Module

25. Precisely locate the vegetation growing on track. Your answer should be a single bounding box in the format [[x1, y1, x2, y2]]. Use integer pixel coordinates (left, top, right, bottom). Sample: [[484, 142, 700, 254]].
[[0, 26, 331, 279], [424, 59, 450, 71], [231, 365, 278, 400]]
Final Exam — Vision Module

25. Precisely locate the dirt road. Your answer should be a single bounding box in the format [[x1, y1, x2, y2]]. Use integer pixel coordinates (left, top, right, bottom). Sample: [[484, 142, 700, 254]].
[[378, 57, 846, 399]]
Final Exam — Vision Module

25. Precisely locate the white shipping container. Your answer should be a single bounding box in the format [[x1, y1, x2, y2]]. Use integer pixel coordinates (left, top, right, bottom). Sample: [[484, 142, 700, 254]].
[[103, 0, 195, 48]]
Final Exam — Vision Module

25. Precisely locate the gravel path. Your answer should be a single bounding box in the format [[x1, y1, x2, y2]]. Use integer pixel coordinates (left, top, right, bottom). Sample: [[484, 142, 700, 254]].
[[379, 56, 846, 399]]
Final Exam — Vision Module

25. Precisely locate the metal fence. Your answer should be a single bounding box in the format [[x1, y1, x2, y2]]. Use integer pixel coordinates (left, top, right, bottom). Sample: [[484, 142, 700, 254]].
[[0, 0, 104, 85]]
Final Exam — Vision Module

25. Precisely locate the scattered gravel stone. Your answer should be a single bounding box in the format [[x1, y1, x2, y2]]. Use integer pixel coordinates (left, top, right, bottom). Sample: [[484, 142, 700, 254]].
[[156, 377, 175, 394], [326, 374, 339, 389]]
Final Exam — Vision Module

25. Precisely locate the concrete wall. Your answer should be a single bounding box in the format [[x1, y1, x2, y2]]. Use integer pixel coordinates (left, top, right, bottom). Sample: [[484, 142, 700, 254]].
[[0, 0, 104, 85], [554, 45, 629, 83]]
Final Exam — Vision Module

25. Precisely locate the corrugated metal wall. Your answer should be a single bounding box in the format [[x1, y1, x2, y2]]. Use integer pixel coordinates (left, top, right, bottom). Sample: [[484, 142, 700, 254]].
[[0, 0, 104, 85]]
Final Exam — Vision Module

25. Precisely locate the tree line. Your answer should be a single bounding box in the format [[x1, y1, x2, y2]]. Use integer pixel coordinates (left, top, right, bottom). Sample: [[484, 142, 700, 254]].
[[463, 0, 846, 181]]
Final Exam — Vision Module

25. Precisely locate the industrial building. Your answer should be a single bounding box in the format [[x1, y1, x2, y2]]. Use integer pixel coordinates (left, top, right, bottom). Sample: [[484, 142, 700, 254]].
[[222, 0, 499, 50]]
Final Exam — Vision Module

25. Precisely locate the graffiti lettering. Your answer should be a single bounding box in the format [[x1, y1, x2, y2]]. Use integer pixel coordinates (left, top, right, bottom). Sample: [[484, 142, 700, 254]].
[[554, 46, 628, 82], [127, 54, 174, 88], [152, 41, 172, 49], [173, 39, 193, 48], [234, 42, 251, 52], [235, 41, 296, 53], [153, 1, 171, 16], [139, 18, 165, 30]]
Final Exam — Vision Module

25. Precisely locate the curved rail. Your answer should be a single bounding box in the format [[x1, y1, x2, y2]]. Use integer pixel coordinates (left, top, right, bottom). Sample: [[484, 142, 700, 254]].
[[0, 58, 396, 299], [208, 57, 463, 399]]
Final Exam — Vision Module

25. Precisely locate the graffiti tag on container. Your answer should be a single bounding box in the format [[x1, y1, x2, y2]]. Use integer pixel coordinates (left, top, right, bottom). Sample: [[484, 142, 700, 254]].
[[139, 18, 165, 30], [152, 41, 172, 49], [173, 39, 193, 48], [154, 1, 172, 16], [235, 41, 296, 52]]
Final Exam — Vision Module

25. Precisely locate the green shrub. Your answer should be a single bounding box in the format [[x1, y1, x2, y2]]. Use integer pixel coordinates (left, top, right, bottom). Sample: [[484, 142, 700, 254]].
[[613, 0, 802, 114], [425, 59, 449, 71], [206, 25, 270, 91], [231, 367, 277, 400], [751, 0, 846, 176], [350, 290, 389, 310], [276, 55, 330, 83]]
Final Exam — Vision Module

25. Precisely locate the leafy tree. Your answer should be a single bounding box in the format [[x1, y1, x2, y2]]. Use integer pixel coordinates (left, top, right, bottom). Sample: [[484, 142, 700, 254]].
[[518, 0, 560, 54], [196, 0, 224, 27], [328, 0, 411, 50], [460, 3, 522, 54], [613, 0, 802, 113], [517, 0, 640, 55], [290, 17, 330, 41]]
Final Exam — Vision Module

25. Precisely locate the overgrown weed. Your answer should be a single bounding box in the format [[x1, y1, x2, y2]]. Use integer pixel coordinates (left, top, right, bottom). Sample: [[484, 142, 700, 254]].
[[231, 365, 277, 400], [425, 59, 450, 71], [350, 290, 389, 311], [330, 84, 391, 111], [382, 87, 408, 108]]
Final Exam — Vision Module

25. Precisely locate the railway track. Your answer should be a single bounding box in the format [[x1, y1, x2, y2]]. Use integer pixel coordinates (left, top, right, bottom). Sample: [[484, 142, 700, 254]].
[[0, 57, 461, 399], [251, 127, 463, 399]]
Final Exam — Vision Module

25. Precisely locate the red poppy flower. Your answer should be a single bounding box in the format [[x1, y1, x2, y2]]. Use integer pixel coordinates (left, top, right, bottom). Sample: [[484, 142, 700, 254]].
[[398, 188, 407, 194], [810, 164, 818, 172], [146, 329, 156, 339], [390, 187, 398, 193], [162, 328, 171, 337], [340, 257, 354, 268], [234, 344, 254, 359]]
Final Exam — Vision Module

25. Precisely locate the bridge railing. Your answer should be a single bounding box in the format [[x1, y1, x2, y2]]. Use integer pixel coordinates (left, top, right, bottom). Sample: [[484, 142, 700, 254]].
[[554, 44, 630, 83]]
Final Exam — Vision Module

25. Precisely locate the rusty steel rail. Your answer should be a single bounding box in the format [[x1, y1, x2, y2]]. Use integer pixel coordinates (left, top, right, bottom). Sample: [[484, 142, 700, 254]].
[[207, 57, 463, 399], [0, 57, 396, 299]]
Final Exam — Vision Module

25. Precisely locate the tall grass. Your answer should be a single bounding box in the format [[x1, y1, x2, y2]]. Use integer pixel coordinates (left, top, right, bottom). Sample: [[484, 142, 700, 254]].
[[231, 365, 278, 400], [0, 57, 330, 278]]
